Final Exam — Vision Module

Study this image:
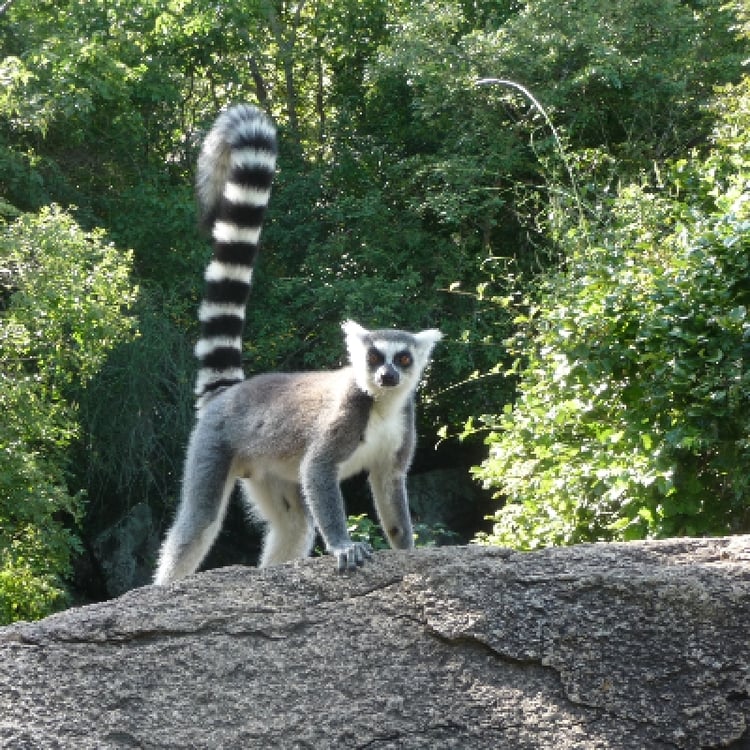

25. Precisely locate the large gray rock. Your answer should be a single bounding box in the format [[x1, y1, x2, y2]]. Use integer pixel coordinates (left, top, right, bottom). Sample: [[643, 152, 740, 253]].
[[91, 502, 161, 597], [1, 537, 748, 749]]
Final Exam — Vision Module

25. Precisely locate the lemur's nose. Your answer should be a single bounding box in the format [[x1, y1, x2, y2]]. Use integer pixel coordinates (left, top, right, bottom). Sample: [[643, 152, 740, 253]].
[[379, 364, 400, 387]]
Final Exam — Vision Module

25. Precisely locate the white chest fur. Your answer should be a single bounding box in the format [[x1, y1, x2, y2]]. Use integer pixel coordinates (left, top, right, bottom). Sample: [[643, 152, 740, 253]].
[[338, 402, 406, 479]]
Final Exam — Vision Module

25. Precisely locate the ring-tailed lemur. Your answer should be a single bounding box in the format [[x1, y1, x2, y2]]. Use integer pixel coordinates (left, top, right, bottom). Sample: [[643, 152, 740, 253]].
[[153, 104, 442, 583]]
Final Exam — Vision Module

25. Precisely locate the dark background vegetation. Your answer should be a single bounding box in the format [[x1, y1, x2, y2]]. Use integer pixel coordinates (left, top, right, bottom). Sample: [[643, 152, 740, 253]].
[[1, 0, 748, 622]]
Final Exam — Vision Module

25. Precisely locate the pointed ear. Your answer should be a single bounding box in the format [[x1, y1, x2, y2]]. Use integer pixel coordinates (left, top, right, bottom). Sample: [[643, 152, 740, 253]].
[[341, 320, 368, 339], [415, 329, 443, 351]]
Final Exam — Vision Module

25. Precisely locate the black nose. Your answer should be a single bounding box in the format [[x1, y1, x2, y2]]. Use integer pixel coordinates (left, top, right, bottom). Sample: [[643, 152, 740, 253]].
[[379, 365, 399, 387]]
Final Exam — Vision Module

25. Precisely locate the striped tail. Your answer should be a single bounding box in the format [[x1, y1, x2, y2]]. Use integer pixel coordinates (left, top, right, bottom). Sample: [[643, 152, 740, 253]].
[[193, 104, 277, 411]]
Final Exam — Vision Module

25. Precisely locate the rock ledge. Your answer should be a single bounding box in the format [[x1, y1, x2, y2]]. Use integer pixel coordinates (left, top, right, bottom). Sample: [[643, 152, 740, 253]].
[[1, 537, 749, 749]]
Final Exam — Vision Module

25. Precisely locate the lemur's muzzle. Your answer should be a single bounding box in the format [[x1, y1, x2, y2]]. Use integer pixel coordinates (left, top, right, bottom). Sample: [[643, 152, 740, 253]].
[[377, 364, 400, 387]]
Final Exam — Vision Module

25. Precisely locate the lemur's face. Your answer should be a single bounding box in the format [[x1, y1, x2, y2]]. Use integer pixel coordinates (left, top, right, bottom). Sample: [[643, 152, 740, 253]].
[[342, 320, 442, 398], [365, 341, 416, 389]]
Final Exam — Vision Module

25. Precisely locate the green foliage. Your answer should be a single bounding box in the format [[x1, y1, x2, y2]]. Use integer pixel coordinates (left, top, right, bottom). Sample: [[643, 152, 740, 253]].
[[346, 514, 461, 550], [413, 521, 461, 547], [469, 0, 742, 159], [2, 0, 745, 442], [474, 79, 750, 548], [0, 206, 136, 622], [77, 288, 195, 523], [346, 514, 389, 551], [77, 286, 195, 523], [0, 0, 747, 607]]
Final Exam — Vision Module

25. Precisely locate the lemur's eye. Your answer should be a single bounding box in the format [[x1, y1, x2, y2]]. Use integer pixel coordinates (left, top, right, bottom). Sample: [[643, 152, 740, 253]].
[[394, 351, 413, 368], [367, 348, 385, 368]]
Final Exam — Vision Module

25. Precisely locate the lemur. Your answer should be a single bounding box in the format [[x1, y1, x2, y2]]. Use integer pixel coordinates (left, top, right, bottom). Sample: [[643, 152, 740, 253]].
[[154, 104, 442, 583]]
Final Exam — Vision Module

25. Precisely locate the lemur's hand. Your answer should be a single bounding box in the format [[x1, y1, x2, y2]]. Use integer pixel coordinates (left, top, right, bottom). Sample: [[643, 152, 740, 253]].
[[331, 541, 373, 572]]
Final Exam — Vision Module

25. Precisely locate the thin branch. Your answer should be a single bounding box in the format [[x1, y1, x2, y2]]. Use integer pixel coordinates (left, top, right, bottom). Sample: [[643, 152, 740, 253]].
[[476, 78, 585, 232]]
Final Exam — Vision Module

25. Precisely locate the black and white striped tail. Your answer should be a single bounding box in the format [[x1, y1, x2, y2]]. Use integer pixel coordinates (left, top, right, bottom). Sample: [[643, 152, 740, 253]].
[[194, 104, 277, 412]]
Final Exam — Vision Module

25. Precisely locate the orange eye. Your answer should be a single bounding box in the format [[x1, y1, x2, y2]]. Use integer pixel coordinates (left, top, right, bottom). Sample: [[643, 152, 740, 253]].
[[367, 348, 385, 367], [394, 351, 413, 368]]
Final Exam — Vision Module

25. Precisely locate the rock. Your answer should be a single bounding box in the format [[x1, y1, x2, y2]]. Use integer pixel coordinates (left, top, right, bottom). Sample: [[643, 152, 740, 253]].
[[83, 494, 263, 601], [90, 502, 161, 597], [1, 537, 749, 749]]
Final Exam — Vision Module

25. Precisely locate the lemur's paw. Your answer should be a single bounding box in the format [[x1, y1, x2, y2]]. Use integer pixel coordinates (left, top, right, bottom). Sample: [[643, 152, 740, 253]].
[[332, 541, 373, 572]]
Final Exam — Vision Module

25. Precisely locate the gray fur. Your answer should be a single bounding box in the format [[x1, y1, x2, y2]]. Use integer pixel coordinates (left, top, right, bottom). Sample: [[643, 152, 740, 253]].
[[154, 327, 441, 582]]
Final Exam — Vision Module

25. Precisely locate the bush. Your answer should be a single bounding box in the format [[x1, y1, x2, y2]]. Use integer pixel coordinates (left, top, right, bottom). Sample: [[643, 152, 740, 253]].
[[0, 206, 136, 622], [474, 80, 750, 548], [345, 514, 462, 551], [77, 286, 195, 522]]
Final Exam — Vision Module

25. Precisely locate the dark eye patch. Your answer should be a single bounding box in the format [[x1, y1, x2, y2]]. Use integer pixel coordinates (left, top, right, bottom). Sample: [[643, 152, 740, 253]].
[[367, 347, 385, 368], [394, 350, 413, 368]]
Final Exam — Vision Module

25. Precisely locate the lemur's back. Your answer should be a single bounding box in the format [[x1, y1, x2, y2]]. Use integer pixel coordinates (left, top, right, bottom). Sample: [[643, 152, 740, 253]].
[[201, 366, 371, 454]]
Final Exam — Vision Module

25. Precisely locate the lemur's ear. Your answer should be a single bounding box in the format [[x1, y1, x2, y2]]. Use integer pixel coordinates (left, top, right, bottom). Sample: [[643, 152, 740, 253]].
[[341, 320, 369, 339], [414, 329, 443, 351]]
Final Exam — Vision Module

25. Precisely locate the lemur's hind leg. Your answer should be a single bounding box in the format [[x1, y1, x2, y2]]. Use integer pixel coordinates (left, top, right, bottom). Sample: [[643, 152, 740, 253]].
[[153, 431, 236, 585], [242, 477, 315, 566]]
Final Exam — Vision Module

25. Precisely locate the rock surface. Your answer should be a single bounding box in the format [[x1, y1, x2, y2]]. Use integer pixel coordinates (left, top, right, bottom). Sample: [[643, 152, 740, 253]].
[[91, 502, 162, 598], [1, 537, 749, 749]]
